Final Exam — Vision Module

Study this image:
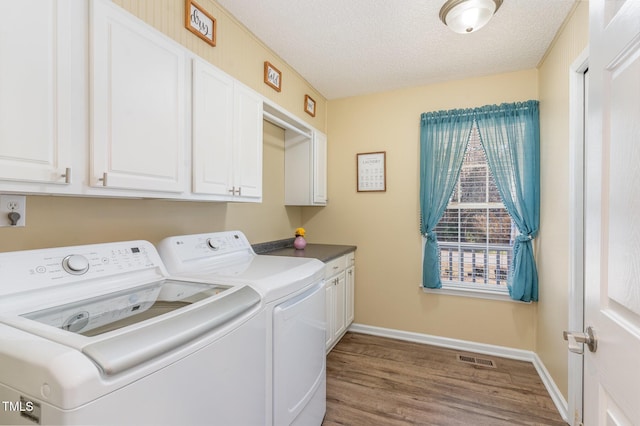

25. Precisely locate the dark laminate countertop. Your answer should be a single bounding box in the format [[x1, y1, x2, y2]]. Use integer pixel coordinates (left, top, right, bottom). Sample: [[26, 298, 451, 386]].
[[253, 238, 356, 263]]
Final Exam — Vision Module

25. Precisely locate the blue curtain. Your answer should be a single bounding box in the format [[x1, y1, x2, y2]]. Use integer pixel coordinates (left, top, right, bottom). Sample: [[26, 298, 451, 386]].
[[419, 109, 474, 289], [475, 100, 540, 302], [419, 100, 540, 301]]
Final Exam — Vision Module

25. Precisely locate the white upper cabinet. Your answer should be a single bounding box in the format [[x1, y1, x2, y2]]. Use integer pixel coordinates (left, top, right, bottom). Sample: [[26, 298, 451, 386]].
[[312, 131, 327, 205], [266, 97, 327, 207], [192, 58, 262, 201], [0, 0, 84, 190], [90, 0, 188, 194], [284, 129, 327, 206], [192, 59, 234, 197], [232, 84, 263, 200]]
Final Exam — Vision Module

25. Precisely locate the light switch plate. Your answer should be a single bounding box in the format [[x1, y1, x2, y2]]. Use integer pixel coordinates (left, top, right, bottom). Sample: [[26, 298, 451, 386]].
[[0, 195, 26, 227]]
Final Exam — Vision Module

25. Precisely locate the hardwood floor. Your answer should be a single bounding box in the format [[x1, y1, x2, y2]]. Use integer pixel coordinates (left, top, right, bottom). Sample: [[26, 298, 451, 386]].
[[323, 332, 566, 426]]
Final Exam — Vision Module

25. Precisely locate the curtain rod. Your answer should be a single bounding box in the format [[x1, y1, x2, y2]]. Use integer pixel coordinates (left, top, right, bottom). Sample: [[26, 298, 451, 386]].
[[422, 100, 538, 118]]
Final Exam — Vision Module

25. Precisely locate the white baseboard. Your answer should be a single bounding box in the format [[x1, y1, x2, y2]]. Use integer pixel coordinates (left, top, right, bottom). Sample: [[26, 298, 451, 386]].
[[347, 323, 569, 423]]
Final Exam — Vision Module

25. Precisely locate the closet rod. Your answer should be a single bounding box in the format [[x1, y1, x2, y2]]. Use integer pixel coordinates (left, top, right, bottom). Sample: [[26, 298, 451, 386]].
[[263, 111, 312, 138]]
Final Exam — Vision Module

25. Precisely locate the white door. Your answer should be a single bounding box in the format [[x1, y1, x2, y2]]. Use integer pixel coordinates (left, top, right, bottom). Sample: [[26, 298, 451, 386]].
[[313, 131, 327, 204], [0, 0, 75, 185], [91, 0, 187, 193], [191, 58, 234, 196], [272, 282, 326, 426], [233, 84, 263, 200], [583, 1, 640, 424]]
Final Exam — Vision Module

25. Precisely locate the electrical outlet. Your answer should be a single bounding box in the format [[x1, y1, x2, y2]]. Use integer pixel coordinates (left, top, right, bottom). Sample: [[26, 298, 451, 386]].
[[0, 195, 26, 227]]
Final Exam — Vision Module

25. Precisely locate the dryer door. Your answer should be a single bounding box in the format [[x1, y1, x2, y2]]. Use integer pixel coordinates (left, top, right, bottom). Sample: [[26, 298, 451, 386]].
[[273, 280, 326, 425]]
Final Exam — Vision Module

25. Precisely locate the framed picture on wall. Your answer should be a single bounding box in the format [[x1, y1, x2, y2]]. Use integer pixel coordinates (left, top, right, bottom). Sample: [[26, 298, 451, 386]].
[[264, 61, 282, 92], [357, 151, 386, 192], [185, 0, 216, 46], [304, 95, 316, 117]]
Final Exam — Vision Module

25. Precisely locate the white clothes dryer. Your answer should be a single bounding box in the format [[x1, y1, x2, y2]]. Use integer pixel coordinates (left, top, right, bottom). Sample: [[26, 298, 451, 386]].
[[0, 240, 267, 425], [157, 231, 327, 426]]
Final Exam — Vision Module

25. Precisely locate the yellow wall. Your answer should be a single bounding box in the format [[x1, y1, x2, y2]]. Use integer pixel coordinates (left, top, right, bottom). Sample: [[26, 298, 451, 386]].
[[303, 70, 539, 350], [536, 1, 589, 399]]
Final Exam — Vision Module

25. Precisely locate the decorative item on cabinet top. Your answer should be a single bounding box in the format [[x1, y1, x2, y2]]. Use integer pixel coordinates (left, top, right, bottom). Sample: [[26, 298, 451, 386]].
[[304, 95, 316, 117], [264, 61, 282, 92], [185, 0, 216, 46]]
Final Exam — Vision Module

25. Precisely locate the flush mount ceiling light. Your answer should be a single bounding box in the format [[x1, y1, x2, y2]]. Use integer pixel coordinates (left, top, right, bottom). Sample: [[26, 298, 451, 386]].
[[439, 0, 503, 34]]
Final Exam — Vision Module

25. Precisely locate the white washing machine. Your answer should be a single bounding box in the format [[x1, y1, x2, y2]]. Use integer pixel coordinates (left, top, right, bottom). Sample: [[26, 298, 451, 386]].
[[157, 231, 327, 426], [0, 240, 267, 425]]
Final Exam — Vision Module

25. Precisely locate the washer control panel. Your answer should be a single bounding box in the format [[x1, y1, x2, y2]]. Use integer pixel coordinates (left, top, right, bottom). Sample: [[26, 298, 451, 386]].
[[157, 231, 253, 273], [0, 241, 162, 297]]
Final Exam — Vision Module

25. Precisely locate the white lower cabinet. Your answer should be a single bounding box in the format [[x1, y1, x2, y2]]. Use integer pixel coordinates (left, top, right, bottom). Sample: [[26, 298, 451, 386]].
[[346, 252, 355, 325], [325, 251, 355, 351], [90, 0, 188, 194]]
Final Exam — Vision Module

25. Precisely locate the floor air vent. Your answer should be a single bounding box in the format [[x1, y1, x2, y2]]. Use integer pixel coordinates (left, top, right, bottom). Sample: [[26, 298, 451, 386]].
[[456, 354, 496, 368]]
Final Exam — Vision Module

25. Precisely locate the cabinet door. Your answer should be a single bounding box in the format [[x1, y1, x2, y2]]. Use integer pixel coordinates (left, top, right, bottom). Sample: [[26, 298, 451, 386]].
[[346, 266, 355, 325], [0, 0, 75, 185], [313, 131, 327, 204], [325, 279, 335, 349], [192, 59, 234, 196], [233, 84, 263, 200], [91, 0, 187, 193], [333, 273, 347, 342]]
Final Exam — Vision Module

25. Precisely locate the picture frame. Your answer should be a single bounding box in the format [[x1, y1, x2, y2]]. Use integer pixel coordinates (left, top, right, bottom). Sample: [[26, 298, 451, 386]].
[[185, 0, 216, 47], [264, 61, 282, 92], [357, 151, 386, 192], [304, 95, 316, 117]]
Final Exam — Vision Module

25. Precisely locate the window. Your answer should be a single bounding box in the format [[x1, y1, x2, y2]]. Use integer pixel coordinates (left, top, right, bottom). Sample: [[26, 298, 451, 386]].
[[420, 100, 539, 302], [433, 125, 515, 293]]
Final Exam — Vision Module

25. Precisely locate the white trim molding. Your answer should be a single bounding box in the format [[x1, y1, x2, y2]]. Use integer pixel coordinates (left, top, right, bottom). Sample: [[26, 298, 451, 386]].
[[347, 323, 569, 423], [566, 46, 589, 426]]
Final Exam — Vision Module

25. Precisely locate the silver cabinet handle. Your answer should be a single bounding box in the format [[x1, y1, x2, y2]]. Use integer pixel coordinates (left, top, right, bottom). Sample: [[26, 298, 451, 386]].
[[61, 167, 71, 184], [563, 326, 597, 354], [98, 172, 108, 187]]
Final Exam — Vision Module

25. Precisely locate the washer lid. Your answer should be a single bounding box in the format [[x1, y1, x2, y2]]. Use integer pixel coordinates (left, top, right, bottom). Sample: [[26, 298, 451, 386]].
[[4, 280, 261, 376], [22, 279, 231, 336]]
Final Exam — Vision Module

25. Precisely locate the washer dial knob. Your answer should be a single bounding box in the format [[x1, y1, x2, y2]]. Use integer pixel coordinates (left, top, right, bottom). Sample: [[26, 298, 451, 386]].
[[62, 254, 90, 275]]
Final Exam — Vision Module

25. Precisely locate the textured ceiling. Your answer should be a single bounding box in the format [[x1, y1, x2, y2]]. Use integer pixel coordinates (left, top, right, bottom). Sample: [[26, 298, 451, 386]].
[[215, 0, 579, 100]]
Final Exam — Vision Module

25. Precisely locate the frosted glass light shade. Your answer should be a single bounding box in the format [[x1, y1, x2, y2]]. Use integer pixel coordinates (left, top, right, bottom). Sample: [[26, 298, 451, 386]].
[[439, 0, 503, 34]]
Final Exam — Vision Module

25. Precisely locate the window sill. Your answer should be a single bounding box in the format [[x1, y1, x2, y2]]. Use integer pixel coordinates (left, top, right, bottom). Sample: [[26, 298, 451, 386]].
[[420, 285, 531, 304]]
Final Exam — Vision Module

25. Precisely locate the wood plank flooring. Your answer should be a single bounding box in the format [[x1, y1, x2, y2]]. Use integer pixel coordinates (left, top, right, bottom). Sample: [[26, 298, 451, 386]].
[[323, 332, 566, 426]]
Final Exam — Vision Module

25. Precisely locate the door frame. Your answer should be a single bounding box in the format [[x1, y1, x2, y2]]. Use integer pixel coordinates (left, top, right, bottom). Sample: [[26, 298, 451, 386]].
[[568, 47, 589, 426]]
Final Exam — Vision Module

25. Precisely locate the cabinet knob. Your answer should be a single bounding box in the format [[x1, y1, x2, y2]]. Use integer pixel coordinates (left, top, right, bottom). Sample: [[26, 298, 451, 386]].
[[98, 172, 108, 187]]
